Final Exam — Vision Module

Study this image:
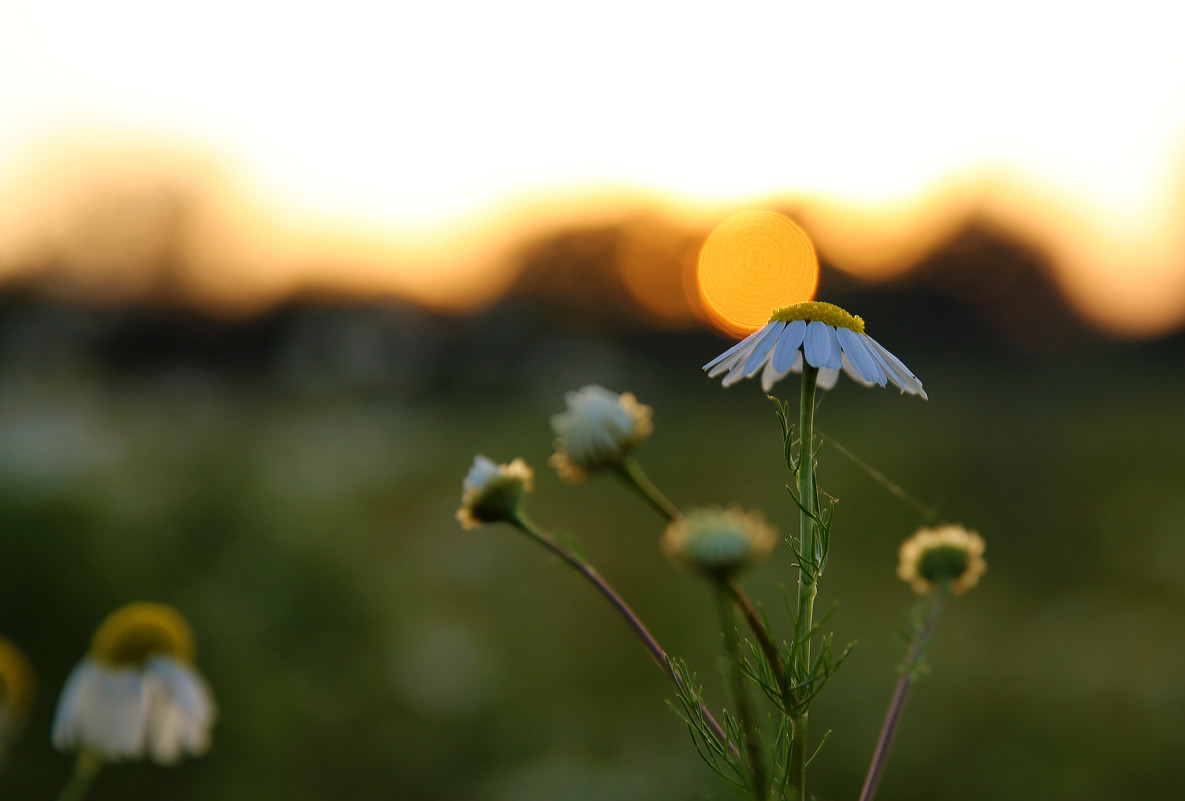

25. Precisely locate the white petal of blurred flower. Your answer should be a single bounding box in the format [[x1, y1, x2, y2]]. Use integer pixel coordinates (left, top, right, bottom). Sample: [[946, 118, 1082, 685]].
[[549, 385, 653, 482], [52, 657, 216, 764], [456, 455, 534, 529], [52, 603, 216, 764]]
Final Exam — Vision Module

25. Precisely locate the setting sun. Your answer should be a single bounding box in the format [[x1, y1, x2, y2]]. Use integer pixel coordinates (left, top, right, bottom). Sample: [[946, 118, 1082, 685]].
[[697, 212, 819, 337]]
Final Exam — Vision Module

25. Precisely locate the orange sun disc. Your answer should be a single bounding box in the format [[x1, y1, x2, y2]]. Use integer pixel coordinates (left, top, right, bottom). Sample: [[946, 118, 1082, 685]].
[[696, 211, 819, 337]]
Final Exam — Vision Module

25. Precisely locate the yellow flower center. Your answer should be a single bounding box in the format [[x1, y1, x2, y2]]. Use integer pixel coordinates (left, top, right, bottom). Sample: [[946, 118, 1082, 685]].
[[0, 637, 35, 719], [90, 602, 195, 668], [768, 301, 864, 333]]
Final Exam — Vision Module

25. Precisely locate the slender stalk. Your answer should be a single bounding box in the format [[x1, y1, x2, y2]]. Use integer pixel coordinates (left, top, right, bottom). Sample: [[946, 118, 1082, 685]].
[[717, 583, 767, 800], [788, 365, 819, 801], [511, 512, 736, 758], [816, 432, 937, 522], [56, 751, 102, 801], [858, 588, 949, 801], [615, 457, 681, 521]]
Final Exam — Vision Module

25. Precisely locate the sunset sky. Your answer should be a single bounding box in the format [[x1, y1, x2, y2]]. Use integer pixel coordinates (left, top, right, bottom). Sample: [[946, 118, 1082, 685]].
[[2, 0, 1185, 335]]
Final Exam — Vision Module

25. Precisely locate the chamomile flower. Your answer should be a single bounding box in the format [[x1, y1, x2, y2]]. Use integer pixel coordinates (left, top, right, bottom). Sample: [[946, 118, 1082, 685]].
[[550, 385, 654, 482], [52, 603, 216, 764], [0, 637, 34, 760], [456, 455, 535, 529], [661, 506, 777, 579], [703, 301, 926, 398], [897, 525, 987, 595]]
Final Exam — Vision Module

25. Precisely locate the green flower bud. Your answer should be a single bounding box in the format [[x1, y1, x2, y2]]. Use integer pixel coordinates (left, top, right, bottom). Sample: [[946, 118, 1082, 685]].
[[897, 524, 987, 595], [456, 455, 534, 529], [662, 506, 777, 578]]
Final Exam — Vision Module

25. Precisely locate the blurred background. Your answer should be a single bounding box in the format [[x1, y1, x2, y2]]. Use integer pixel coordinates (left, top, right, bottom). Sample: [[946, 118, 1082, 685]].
[[2, 1, 1184, 799]]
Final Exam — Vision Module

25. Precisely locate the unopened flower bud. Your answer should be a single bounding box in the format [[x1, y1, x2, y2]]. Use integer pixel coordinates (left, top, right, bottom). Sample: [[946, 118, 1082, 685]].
[[456, 455, 534, 529], [549, 385, 653, 482], [897, 524, 986, 595], [662, 506, 777, 578]]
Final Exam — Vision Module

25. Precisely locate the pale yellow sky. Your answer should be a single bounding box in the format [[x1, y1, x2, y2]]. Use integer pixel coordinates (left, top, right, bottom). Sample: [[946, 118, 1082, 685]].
[[2, 0, 1185, 333]]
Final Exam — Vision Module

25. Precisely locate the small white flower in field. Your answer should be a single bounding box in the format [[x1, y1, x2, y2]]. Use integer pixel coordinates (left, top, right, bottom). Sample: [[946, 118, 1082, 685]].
[[897, 525, 987, 595], [662, 506, 777, 579], [52, 602, 216, 764], [0, 637, 34, 759], [456, 455, 535, 529], [704, 301, 926, 398], [550, 385, 654, 482]]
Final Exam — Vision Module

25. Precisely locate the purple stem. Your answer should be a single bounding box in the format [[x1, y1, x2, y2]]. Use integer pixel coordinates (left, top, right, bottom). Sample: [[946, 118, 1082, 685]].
[[858, 590, 948, 801], [514, 515, 738, 759]]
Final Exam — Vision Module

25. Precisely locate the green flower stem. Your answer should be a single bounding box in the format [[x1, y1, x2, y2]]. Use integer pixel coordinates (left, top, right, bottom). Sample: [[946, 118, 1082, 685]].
[[511, 512, 737, 758], [717, 583, 767, 801], [56, 751, 102, 801], [789, 364, 820, 801], [858, 587, 949, 801], [616, 458, 789, 700], [615, 457, 681, 521]]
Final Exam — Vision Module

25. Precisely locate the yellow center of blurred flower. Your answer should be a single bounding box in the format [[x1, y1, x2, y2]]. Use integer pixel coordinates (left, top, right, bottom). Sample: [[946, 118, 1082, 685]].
[[0, 637, 35, 719], [90, 603, 195, 668], [769, 301, 865, 333]]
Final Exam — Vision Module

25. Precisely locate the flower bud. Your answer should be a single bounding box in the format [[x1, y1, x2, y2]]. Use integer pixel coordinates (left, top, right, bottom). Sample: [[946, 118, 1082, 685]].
[[456, 455, 534, 529], [897, 524, 986, 595], [549, 385, 653, 482], [662, 506, 777, 578]]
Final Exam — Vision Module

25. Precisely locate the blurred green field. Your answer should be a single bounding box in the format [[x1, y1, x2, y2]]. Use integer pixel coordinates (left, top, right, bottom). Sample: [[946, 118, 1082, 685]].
[[1, 297, 1183, 800]]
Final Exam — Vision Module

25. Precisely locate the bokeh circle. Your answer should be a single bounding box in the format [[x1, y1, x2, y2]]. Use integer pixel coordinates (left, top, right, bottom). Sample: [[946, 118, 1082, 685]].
[[697, 211, 819, 337]]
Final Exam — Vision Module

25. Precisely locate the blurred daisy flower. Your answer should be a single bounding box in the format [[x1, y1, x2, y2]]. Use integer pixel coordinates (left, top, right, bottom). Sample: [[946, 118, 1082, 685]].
[[0, 637, 34, 761], [661, 506, 777, 579], [456, 455, 535, 529], [897, 525, 987, 595], [52, 602, 216, 764], [550, 385, 654, 482], [704, 301, 926, 398]]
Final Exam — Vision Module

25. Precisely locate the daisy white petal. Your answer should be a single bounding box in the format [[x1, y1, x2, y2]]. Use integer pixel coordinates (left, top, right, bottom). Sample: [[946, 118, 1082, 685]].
[[144, 658, 217, 763], [803, 321, 842, 370], [741, 321, 785, 377], [863, 335, 927, 399], [835, 328, 886, 386], [707, 350, 746, 378], [817, 367, 840, 390], [53, 661, 148, 760], [706, 328, 764, 377], [771, 319, 808, 373], [703, 326, 765, 372], [840, 352, 876, 387], [721, 356, 751, 387], [761, 356, 796, 393]]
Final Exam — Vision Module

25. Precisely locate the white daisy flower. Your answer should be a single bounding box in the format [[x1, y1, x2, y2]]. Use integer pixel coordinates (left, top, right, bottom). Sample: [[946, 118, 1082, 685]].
[[52, 603, 216, 764], [550, 385, 653, 482], [703, 301, 927, 399], [456, 455, 535, 529]]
